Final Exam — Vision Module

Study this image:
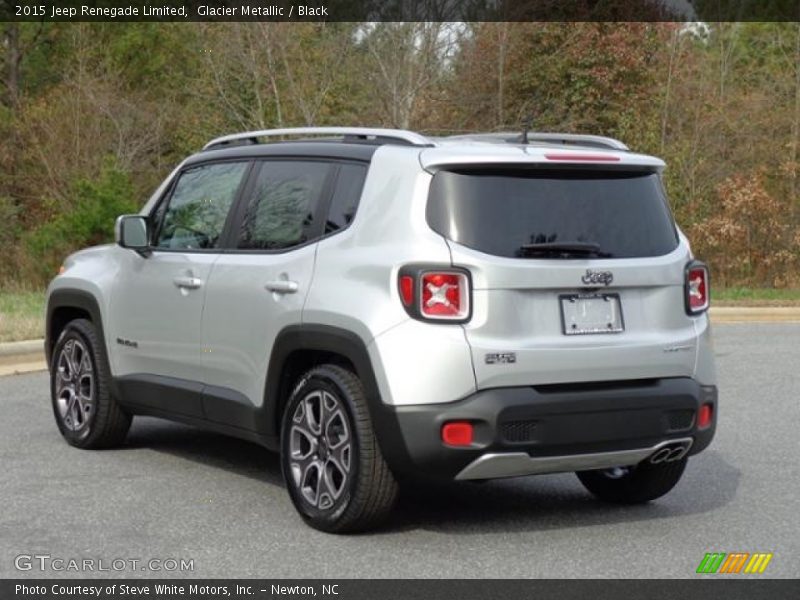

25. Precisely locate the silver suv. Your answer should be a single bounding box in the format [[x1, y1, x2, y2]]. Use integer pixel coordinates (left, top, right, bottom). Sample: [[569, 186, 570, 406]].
[[46, 127, 717, 532]]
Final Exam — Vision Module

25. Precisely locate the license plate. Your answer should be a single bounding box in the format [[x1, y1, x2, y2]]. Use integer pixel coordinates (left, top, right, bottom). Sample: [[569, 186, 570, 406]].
[[560, 293, 624, 335]]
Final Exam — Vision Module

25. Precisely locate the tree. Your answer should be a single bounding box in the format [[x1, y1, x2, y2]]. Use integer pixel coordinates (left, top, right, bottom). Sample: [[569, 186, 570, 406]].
[[357, 22, 457, 128]]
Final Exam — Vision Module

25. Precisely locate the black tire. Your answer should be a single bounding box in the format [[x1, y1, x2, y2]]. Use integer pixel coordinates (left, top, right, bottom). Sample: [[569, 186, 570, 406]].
[[50, 318, 131, 449], [280, 364, 398, 533], [576, 457, 688, 504]]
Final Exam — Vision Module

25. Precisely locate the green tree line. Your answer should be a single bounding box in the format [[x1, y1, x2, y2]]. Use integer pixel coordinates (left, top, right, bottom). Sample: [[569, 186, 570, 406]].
[[1, 22, 798, 287]]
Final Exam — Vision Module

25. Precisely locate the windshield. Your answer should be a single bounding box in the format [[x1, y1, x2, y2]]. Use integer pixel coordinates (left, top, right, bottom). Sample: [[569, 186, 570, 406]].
[[426, 168, 679, 259]]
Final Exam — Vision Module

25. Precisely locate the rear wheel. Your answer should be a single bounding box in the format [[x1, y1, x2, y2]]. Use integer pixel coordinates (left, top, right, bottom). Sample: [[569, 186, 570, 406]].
[[50, 318, 131, 448], [576, 457, 688, 504], [280, 364, 398, 533]]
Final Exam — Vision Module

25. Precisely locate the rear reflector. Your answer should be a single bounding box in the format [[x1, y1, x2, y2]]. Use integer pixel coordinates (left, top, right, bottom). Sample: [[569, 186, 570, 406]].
[[685, 261, 710, 314], [698, 404, 713, 429], [399, 275, 414, 306], [441, 421, 474, 446], [545, 153, 621, 162]]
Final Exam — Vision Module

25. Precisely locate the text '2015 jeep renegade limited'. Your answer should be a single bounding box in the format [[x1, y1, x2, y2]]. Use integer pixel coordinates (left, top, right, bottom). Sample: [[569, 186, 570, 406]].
[[46, 127, 717, 532]]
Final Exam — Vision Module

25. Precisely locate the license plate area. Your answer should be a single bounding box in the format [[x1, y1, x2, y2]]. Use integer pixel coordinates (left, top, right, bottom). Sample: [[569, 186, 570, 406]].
[[560, 293, 624, 335]]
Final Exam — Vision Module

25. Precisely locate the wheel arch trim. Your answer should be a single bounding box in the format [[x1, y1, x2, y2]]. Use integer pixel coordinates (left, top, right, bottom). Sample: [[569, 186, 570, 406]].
[[46, 289, 107, 370], [263, 324, 411, 472], [264, 325, 381, 434]]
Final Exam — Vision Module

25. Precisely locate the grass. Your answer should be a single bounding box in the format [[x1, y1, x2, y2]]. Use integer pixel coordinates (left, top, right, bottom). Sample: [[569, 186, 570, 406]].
[[0, 286, 798, 345], [0, 289, 45, 343], [713, 287, 800, 306]]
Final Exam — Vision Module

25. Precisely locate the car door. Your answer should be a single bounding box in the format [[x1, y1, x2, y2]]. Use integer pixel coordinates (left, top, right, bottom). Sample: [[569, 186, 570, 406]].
[[200, 159, 351, 431], [109, 160, 251, 417]]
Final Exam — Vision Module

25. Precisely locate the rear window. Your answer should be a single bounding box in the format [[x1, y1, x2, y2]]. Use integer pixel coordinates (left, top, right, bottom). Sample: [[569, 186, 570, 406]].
[[426, 169, 678, 259]]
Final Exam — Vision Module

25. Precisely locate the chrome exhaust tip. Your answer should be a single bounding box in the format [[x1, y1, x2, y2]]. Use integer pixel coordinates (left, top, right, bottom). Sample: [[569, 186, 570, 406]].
[[649, 439, 692, 464]]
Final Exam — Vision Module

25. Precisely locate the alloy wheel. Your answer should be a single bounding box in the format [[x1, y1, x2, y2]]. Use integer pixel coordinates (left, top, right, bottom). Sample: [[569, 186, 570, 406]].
[[54, 339, 94, 432], [288, 390, 352, 510]]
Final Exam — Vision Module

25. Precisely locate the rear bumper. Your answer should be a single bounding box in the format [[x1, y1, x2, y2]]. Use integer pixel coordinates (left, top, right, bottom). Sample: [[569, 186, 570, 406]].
[[375, 377, 717, 481]]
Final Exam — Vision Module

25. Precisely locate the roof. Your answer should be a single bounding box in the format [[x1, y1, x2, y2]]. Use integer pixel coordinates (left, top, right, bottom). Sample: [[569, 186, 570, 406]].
[[194, 127, 665, 170]]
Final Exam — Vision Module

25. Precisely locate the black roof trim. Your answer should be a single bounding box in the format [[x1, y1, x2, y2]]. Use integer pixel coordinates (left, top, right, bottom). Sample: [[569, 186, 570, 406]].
[[184, 141, 380, 166]]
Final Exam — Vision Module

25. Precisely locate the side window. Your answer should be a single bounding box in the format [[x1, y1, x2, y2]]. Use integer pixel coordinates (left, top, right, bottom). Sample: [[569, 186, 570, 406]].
[[155, 162, 248, 250], [237, 161, 332, 250], [325, 164, 367, 234]]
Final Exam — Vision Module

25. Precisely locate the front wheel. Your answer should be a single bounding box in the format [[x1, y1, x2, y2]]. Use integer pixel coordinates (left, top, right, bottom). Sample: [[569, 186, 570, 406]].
[[576, 457, 688, 504], [280, 364, 398, 533], [50, 318, 131, 448]]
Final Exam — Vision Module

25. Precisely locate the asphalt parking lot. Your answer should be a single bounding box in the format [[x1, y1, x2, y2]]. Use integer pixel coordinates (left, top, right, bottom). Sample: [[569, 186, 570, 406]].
[[1, 323, 798, 579]]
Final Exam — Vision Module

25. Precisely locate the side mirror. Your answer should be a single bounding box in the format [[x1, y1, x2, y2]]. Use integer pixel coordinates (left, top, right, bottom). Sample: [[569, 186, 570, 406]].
[[115, 215, 150, 254]]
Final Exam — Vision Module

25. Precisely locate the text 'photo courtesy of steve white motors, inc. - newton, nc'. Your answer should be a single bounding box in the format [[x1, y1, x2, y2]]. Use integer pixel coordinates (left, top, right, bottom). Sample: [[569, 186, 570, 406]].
[[41, 4, 329, 18], [15, 583, 335, 597]]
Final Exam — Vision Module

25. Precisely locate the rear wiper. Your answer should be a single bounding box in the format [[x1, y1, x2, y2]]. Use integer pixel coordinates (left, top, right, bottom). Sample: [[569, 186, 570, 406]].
[[517, 242, 613, 258]]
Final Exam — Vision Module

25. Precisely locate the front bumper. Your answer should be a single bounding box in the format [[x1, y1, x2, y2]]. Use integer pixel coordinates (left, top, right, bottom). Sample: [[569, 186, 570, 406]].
[[374, 377, 717, 481]]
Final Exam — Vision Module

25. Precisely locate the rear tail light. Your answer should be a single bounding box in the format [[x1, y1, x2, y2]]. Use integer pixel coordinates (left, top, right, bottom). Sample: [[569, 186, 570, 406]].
[[397, 266, 472, 323], [685, 261, 710, 315], [421, 272, 469, 319]]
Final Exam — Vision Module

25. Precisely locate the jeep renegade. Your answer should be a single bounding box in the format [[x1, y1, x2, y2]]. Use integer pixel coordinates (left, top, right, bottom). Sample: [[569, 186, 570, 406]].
[[46, 127, 717, 532]]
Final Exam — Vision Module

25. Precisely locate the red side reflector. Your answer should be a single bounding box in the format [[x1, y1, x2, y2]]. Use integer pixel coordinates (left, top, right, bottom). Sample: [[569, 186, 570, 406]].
[[441, 421, 473, 446], [545, 153, 621, 162], [399, 275, 414, 306], [698, 404, 713, 429]]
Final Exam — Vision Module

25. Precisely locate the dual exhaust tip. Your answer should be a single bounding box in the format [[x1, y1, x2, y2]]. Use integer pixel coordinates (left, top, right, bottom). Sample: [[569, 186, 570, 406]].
[[649, 439, 692, 464]]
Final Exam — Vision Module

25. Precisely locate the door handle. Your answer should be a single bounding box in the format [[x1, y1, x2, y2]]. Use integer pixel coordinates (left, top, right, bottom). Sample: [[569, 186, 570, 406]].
[[173, 276, 204, 290], [265, 280, 299, 294]]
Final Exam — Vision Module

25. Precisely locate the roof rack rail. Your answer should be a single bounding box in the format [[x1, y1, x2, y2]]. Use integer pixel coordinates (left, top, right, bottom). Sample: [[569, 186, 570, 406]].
[[524, 132, 629, 151], [444, 132, 629, 151], [203, 127, 431, 151]]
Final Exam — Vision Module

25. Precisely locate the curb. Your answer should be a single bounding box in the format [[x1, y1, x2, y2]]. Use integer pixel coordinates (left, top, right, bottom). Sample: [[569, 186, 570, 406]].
[[0, 339, 43, 358], [709, 307, 800, 322], [0, 359, 47, 378], [0, 340, 45, 377]]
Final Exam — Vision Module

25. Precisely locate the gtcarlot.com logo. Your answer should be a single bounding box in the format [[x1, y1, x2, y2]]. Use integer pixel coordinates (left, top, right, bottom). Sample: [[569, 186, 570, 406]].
[[14, 554, 194, 573], [696, 552, 773, 574]]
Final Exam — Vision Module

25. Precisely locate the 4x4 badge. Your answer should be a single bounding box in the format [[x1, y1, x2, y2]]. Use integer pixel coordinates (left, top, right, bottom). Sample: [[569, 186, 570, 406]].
[[581, 269, 613, 286], [485, 352, 516, 365]]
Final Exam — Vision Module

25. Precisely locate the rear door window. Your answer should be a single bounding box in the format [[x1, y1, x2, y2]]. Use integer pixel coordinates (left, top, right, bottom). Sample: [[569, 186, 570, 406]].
[[236, 161, 333, 250], [426, 169, 678, 259]]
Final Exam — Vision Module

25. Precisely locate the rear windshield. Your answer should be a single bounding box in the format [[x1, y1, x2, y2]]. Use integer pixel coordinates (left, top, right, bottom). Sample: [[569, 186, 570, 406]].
[[426, 169, 678, 258]]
